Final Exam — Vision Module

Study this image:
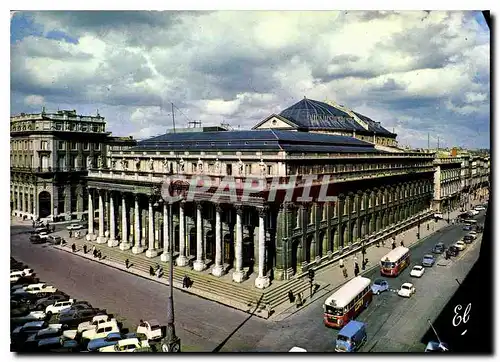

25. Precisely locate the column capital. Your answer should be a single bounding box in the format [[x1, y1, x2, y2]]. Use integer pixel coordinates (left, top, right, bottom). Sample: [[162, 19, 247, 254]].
[[258, 206, 269, 218], [196, 202, 203, 211], [134, 193, 140, 202], [282, 201, 295, 211], [235, 204, 244, 215], [215, 203, 223, 213], [338, 193, 346, 201]]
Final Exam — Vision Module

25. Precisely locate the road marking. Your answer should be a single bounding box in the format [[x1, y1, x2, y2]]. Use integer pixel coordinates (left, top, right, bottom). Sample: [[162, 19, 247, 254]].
[[461, 330, 467, 335]]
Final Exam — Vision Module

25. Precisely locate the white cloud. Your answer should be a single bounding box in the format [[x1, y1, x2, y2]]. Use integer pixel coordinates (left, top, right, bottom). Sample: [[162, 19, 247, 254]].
[[24, 95, 45, 106]]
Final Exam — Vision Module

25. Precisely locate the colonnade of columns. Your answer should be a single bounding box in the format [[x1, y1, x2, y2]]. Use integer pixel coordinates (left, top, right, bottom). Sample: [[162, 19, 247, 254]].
[[11, 186, 36, 217], [86, 188, 270, 288]]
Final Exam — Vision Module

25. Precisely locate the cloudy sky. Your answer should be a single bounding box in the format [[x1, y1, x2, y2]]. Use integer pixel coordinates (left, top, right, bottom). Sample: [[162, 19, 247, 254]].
[[10, 10, 490, 149]]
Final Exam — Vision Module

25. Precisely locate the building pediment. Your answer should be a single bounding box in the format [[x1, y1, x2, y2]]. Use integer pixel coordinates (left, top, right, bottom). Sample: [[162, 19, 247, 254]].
[[252, 114, 298, 130]]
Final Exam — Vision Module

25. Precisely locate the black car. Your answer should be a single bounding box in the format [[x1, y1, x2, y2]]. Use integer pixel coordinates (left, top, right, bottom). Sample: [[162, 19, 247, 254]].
[[58, 309, 104, 327], [29, 235, 46, 244], [433, 243, 445, 254], [463, 235, 474, 244], [447, 246, 459, 257], [34, 293, 70, 310]]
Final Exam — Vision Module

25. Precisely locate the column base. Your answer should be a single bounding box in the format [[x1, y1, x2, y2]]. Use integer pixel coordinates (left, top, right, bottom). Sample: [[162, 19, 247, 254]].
[[107, 239, 119, 247], [119, 242, 132, 251], [193, 260, 206, 272], [176, 255, 189, 267], [232, 270, 245, 283], [132, 246, 144, 254], [146, 249, 159, 258], [254, 276, 270, 289], [211, 264, 225, 277], [273, 268, 285, 281], [160, 252, 171, 262], [96, 236, 107, 244], [86, 234, 93, 242]]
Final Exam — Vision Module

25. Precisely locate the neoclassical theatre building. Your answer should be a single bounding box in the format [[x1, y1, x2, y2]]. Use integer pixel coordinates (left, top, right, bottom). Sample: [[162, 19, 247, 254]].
[[85, 99, 436, 288]]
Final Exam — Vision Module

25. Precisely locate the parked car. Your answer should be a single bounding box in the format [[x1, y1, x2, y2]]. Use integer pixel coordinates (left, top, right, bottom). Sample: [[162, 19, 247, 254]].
[[370, 279, 389, 295], [433, 213, 444, 219], [37, 336, 80, 352], [82, 320, 120, 341], [454, 241, 466, 251], [59, 302, 94, 317], [12, 283, 57, 297], [410, 265, 425, 278], [22, 324, 66, 351], [78, 314, 115, 333], [447, 246, 459, 257], [10, 271, 26, 283], [46, 299, 75, 314], [99, 337, 150, 352], [38, 231, 50, 239], [47, 235, 62, 245], [474, 205, 485, 211], [421, 254, 436, 267], [136, 319, 163, 341], [29, 234, 46, 244], [66, 224, 83, 231], [34, 294, 70, 310], [11, 310, 47, 325], [58, 309, 104, 328], [463, 225, 473, 231], [87, 332, 138, 352], [398, 283, 416, 298], [11, 321, 56, 341], [468, 231, 478, 238], [432, 243, 445, 254], [463, 235, 474, 244]]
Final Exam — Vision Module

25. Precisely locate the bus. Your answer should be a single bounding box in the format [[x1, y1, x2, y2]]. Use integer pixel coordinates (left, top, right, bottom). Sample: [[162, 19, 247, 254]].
[[323, 276, 373, 328], [380, 246, 410, 277]]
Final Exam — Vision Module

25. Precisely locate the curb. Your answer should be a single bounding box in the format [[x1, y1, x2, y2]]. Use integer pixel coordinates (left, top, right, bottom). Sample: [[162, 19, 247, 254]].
[[52, 244, 272, 320]]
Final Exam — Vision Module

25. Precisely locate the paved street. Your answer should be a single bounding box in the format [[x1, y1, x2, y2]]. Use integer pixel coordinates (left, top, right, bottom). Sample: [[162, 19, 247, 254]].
[[250, 211, 486, 352], [11, 207, 485, 352]]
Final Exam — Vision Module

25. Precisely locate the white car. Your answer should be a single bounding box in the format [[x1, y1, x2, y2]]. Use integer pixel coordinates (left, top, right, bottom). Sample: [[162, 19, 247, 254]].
[[78, 314, 115, 333], [474, 205, 485, 211], [468, 210, 479, 216], [45, 299, 75, 314], [433, 213, 444, 219], [398, 283, 416, 298], [289, 347, 308, 352], [82, 320, 120, 341], [10, 271, 26, 283], [11, 310, 47, 324], [13, 283, 57, 296], [410, 265, 425, 278], [136, 319, 163, 341], [66, 224, 83, 231], [454, 241, 466, 251], [468, 231, 478, 238], [99, 338, 150, 352], [38, 232, 50, 239]]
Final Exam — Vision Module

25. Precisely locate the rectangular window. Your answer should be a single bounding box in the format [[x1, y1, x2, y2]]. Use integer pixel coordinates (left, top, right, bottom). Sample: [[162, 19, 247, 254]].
[[58, 141, 65, 150], [267, 165, 272, 175], [94, 143, 100, 151], [192, 162, 197, 173], [71, 142, 78, 150], [226, 164, 232, 176], [83, 142, 89, 150], [82, 123, 88, 131], [92, 125, 99, 132]]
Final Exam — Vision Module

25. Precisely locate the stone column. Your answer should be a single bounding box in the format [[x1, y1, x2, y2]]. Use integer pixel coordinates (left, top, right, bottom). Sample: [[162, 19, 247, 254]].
[[87, 189, 94, 237], [146, 198, 159, 257], [96, 190, 106, 244], [194, 203, 206, 271], [212, 204, 224, 277], [132, 195, 144, 254], [161, 202, 171, 262], [232, 205, 245, 282], [22, 190, 26, 214], [176, 202, 189, 266], [119, 194, 131, 250], [107, 193, 118, 247], [255, 207, 270, 289]]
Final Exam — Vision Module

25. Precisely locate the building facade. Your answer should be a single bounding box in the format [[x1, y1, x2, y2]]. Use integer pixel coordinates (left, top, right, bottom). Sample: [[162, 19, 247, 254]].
[[85, 99, 437, 289], [10, 109, 136, 221]]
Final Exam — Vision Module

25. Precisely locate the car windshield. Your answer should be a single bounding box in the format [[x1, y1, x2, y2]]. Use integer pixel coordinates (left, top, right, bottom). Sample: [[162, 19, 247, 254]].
[[337, 335, 350, 342], [424, 255, 433, 259], [402, 285, 410, 290], [381, 261, 394, 268], [413, 266, 422, 270], [373, 280, 384, 286]]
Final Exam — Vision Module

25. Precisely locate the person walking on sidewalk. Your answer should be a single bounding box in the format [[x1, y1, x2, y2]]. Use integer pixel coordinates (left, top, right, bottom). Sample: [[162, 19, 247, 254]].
[[392, 240, 396, 250], [155, 267, 161, 278], [71, 243, 76, 252], [339, 258, 344, 269], [342, 268, 348, 279], [288, 290, 295, 303], [149, 266, 155, 276], [296, 293, 303, 308], [125, 258, 130, 269], [83, 245, 87, 254], [69, 230, 72, 238], [400, 240, 405, 247]]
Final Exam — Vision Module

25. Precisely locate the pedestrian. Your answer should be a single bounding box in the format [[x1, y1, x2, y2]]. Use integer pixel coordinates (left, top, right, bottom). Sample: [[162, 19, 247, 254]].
[[186, 275, 191, 288], [98, 250, 102, 259], [155, 268, 161, 278], [32, 221, 35, 228], [182, 274, 188, 288], [69, 230, 72, 238], [354, 266, 359, 277], [93, 249, 97, 258], [339, 258, 344, 268], [391, 241, 396, 250], [52, 225, 55, 233], [71, 243, 76, 252], [125, 258, 130, 269], [400, 241, 404, 247], [83, 244, 87, 254], [91, 245, 96, 255], [288, 290, 295, 303], [296, 293, 303, 308], [427, 224, 429, 231], [342, 268, 348, 279], [149, 266, 155, 276]]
